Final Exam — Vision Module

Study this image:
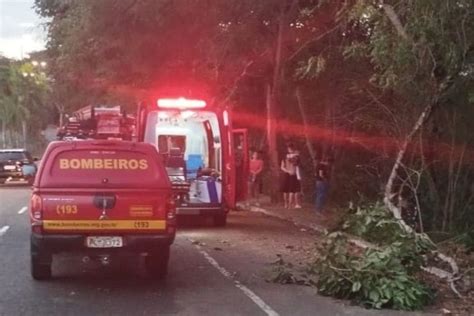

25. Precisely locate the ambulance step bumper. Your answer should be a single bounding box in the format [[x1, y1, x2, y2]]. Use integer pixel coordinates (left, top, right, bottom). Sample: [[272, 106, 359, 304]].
[[176, 206, 224, 215]]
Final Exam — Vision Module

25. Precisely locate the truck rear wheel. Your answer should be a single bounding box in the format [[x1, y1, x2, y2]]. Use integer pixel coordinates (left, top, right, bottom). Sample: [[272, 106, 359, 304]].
[[31, 239, 52, 280], [145, 246, 170, 279], [31, 256, 52, 280], [213, 214, 227, 227]]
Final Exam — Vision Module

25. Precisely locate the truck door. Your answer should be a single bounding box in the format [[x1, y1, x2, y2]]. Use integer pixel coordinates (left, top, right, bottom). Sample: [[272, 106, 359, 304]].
[[232, 129, 249, 202]]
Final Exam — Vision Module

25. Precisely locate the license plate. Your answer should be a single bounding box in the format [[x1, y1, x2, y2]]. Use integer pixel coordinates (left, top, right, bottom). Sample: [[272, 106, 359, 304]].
[[3, 165, 16, 170], [86, 236, 123, 248]]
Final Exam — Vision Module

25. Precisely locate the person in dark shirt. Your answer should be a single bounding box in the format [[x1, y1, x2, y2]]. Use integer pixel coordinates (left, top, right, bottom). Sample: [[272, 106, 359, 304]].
[[314, 158, 331, 213]]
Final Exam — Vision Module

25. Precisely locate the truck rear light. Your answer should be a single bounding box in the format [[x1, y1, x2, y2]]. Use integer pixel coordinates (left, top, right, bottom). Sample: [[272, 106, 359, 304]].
[[30, 193, 43, 233], [166, 197, 176, 221], [167, 212, 175, 220], [31, 222, 43, 234], [30, 194, 43, 218]]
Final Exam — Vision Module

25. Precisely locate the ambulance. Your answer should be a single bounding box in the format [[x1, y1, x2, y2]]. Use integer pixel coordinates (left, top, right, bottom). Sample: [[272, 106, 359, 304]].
[[136, 96, 248, 226]]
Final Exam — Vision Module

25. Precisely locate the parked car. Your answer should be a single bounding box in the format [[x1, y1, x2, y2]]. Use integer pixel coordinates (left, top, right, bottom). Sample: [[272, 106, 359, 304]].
[[30, 140, 176, 280], [0, 149, 38, 185]]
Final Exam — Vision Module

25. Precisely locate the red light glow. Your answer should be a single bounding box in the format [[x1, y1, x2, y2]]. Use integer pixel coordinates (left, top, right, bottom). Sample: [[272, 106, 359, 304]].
[[157, 98, 206, 109], [223, 110, 229, 126]]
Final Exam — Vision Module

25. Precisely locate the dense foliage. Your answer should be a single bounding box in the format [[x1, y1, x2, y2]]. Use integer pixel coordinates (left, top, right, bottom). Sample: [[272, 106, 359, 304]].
[[0, 57, 51, 152], [314, 204, 435, 310], [315, 232, 433, 310], [33, 1, 474, 232]]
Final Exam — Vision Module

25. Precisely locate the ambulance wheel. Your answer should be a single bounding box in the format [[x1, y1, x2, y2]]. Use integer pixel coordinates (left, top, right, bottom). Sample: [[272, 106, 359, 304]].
[[213, 214, 227, 227], [31, 256, 52, 280], [145, 246, 170, 279]]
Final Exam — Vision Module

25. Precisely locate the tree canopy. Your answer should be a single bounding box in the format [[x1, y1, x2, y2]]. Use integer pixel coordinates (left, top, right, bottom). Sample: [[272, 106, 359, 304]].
[[0, 56, 51, 150], [34, 0, 474, 233]]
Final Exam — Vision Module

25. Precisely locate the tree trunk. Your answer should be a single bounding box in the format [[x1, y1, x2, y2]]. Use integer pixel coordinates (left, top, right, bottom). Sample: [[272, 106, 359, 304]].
[[55, 103, 65, 127], [14, 130, 19, 148], [6, 129, 12, 148], [265, 10, 286, 202], [59, 112, 64, 128], [0, 121, 5, 149], [266, 84, 279, 201], [448, 144, 466, 231], [295, 87, 317, 163], [22, 121, 27, 149], [384, 102, 434, 233]]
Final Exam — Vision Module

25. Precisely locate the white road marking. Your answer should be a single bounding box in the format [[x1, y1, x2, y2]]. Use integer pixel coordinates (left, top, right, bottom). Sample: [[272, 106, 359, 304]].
[[190, 239, 279, 316], [0, 226, 10, 237], [18, 206, 28, 214]]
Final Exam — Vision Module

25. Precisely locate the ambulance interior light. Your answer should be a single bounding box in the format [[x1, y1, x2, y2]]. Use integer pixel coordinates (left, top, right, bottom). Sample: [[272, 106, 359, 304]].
[[157, 98, 206, 109]]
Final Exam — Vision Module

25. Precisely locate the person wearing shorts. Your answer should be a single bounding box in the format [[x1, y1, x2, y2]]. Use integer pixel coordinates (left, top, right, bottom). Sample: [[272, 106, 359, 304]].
[[280, 144, 302, 209]]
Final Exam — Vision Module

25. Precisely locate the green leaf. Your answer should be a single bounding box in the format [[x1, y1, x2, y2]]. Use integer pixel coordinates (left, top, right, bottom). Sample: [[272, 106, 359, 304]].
[[352, 281, 362, 292], [369, 290, 380, 302]]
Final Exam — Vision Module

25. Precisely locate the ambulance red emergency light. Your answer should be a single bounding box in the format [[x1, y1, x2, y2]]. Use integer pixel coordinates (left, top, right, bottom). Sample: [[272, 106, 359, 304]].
[[136, 97, 248, 226]]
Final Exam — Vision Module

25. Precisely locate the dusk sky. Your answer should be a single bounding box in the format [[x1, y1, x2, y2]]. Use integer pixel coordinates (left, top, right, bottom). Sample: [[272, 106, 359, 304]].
[[0, 0, 46, 59]]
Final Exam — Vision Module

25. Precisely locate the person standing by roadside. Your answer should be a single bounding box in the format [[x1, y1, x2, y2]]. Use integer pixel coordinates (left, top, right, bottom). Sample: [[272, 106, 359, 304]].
[[294, 151, 303, 209], [248, 150, 264, 204], [315, 158, 331, 213], [281, 143, 302, 209]]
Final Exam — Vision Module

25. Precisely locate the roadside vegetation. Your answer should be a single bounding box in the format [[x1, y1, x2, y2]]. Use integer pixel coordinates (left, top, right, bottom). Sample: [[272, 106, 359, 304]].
[[0, 56, 52, 153]]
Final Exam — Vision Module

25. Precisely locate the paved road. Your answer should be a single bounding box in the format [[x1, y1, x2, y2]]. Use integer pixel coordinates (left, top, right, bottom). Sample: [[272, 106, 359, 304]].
[[0, 186, 425, 316]]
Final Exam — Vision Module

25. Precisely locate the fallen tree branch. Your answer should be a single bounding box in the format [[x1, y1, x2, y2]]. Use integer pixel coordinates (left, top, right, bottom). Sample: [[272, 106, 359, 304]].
[[420, 266, 452, 279], [437, 251, 460, 276]]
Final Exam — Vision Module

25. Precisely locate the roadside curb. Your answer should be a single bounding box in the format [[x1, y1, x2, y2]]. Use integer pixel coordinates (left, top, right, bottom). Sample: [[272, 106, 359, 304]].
[[238, 203, 327, 234], [238, 203, 376, 250]]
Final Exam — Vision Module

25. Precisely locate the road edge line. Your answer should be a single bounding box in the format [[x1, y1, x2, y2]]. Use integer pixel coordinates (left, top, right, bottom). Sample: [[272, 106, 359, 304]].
[[190, 239, 279, 316]]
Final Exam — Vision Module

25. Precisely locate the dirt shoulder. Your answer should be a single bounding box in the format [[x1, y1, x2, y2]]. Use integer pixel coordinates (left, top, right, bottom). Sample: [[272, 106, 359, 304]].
[[240, 202, 473, 315], [178, 211, 432, 316]]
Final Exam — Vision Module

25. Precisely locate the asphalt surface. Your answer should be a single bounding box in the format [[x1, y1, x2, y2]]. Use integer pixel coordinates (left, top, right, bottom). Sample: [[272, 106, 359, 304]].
[[0, 186, 427, 316]]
